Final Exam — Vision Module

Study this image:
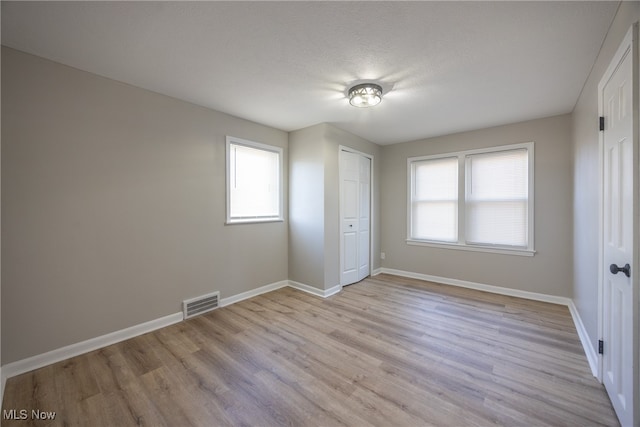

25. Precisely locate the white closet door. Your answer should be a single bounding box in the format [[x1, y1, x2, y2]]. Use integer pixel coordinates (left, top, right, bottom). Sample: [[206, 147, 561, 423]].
[[340, 149, 371, 286]]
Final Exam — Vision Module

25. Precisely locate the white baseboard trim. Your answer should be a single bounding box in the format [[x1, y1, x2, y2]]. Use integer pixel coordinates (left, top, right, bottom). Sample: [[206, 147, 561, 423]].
[[568, 300, 599, 377], [2, 279, 341, 387], [380, 268, 572, 306], [371, 268, 383, 276], [1, 312, 183, 388], [288, 280, 342, 298], [219, 280, 289, 307]]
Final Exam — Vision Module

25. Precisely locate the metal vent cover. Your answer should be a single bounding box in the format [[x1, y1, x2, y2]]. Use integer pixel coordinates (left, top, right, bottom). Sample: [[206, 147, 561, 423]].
[[183, 291, 220, 320]]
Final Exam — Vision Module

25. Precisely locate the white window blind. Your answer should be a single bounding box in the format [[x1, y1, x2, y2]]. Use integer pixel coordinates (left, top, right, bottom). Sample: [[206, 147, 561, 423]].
[[465, 149, 528, 247], [227, 138, 282, 223], [407, 142, 534, 256], [410, 156, 458, 242]]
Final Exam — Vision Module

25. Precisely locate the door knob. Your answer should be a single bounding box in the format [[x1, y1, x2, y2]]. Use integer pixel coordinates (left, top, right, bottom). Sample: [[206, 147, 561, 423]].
[[609, 263, 631, 278]]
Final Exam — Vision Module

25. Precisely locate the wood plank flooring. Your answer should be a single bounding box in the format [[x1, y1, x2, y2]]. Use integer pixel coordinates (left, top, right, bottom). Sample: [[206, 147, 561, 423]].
[[2, 274, 619, 426]]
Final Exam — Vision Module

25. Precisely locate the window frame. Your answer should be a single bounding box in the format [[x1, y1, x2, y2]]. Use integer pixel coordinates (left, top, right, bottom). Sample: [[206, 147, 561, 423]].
[[226, 136, 284, 225], [407, 142, 535, 257]]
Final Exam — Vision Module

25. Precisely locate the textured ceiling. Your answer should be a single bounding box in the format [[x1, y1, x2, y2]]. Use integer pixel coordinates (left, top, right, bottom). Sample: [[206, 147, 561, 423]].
[[1, 1, 619, 145]]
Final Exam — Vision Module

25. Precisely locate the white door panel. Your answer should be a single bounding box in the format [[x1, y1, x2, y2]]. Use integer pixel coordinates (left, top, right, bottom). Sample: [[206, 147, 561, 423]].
[[600, 29, 637, 427], [359, 231, 370, 275], [343, 232, 358, 273], [357, 156, 371, 281], [343, 180, 358, 219], [360, 182, 370, 217]]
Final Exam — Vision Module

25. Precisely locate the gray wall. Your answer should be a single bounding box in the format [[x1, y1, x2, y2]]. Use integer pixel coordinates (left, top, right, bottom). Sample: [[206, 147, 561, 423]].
[[289, 124, 326, 289], [289, 123, 381, 291], [572, 3, 640, 354], [2, 47, 289, 364], [381, 114, 573, 297]]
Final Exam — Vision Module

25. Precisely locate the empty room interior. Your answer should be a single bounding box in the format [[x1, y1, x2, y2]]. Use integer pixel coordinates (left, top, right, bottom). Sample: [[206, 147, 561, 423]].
[[1, 1, 640, 426]]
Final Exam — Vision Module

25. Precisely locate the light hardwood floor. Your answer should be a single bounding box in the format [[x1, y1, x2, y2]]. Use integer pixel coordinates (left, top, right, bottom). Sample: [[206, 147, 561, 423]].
[[2, 274, 619, 426]]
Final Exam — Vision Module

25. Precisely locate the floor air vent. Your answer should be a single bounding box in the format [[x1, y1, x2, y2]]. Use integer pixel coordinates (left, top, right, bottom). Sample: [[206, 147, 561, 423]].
[[183, 291, 220, 320]]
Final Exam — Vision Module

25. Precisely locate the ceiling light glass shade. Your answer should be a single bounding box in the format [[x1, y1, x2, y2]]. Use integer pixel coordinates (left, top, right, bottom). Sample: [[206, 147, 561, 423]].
[[348, 83, 383, 107]]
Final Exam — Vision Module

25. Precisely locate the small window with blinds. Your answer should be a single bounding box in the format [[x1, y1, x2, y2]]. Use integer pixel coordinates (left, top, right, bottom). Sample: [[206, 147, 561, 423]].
[[465, 148, 529, 248], [226, 136, 283, 224], [407, 142, 534, 256], [409, 156, 459, 242]]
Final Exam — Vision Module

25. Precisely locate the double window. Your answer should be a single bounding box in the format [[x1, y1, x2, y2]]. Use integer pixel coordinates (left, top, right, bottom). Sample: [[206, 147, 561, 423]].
[[226, 136, 283, 224], [408, 142, 534, 256]]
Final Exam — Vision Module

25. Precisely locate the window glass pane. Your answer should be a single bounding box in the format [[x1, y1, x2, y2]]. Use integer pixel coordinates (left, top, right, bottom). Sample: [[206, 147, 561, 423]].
[[415, 157, 458, 200], [412, 201, 457, 241], [229, 143, 280, 219], [466, 201, 527, 246], [411, 157, 458, 242], [466, 149, 528, 247]]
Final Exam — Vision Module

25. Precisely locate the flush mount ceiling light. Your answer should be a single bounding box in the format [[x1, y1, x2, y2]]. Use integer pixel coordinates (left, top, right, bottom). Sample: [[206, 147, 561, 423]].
[[348, 83, 383, 108]]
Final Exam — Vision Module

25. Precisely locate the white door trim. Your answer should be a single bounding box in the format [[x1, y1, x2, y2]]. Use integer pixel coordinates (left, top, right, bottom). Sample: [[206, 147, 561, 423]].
[[339, 145, 374, 286], [597, 23, 639, 426]]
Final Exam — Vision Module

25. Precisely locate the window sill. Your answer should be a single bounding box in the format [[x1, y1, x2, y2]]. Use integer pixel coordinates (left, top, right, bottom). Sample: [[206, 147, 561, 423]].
[[226, 218, 284, 225], [406, 239, 535, 257]]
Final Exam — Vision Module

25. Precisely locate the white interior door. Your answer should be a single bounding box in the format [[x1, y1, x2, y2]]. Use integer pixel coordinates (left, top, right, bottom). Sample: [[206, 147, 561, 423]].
[[340, 149, 371, 286], [600, 27, 638, 427]]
